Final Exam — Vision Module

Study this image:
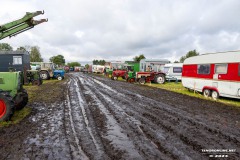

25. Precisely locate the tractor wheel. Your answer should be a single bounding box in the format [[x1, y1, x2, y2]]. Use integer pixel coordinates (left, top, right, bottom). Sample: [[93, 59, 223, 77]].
[[0, 93, 14, 121], [154, 74, 166, 84], [57, 75, 63, 81], [112, 76, 118, 80], [129, 78, 135, 83], [40, 71, 50, 80], [32, 80, 40, 86], [139, 78, 146, 85], [14, 89, 28, 110]]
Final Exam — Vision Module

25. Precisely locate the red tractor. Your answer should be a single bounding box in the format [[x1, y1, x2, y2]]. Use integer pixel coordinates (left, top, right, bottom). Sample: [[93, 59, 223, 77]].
[[135, 71, 166, 84], [111, 69, 127, 80]]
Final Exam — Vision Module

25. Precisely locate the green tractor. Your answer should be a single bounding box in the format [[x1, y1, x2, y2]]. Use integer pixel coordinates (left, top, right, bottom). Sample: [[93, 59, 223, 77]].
[[0, 11, 47, 121]]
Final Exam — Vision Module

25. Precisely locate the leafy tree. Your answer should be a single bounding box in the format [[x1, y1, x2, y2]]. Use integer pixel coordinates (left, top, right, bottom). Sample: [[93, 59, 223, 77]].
[[67, 62, 81, 67], [93, 59, 106, 65], [180, 50, 199, 63], [0, 43, 13, 51], [50, 55, 65, 66], [30, 46, 43, 62], [17, 46, 26, 51], [85, 64, 89, 69], [174, 60, 179, 63], [133, 54, 145, 62]]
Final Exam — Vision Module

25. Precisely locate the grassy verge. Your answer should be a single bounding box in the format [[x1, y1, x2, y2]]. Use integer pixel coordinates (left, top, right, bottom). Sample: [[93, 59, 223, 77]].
[[0, 79, 66, 127], [99, 73, 240, 107], [145, 82, 240, 107]]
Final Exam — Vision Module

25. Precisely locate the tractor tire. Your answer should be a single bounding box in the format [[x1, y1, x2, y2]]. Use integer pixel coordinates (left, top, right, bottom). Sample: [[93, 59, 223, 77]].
[[111, 76, 118, 80], [139, 77, 146, 85], [57, 75, 63, 81], [40, 71, 50, 80], [154, 74, 166, 84], [32, 80, 40, 86], [0, 93, 14, 121], [14, 89, 28, 110]]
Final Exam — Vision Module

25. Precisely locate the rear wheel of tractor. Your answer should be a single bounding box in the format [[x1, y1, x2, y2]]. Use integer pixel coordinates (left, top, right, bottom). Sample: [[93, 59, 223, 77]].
[[211, 90, 219, 100], [32, 80, 40, 85], [203, 89, 211, 98], [14, 89, 28, 110], [0, 94, 14, 121], [40, 71, 49, 80], [154, 74, 166, 84], [139, 77, 146, 85]]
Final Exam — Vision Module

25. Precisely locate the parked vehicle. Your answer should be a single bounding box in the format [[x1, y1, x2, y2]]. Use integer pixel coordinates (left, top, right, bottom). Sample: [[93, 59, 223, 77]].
[[163, 63, 183, 81], [0, 11, 47, 121], [31, 62, 65, 80], [140, 59, 170, 72], [182, 50, 240, 100], [126, 59, 169, 84], [92, 65, 104, 73]]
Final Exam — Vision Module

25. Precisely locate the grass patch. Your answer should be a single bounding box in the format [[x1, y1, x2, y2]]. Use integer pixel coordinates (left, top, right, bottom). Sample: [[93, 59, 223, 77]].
[[0, 107, 31, 127], [0, 79, 65, 127], [145, 81, 240, 107]]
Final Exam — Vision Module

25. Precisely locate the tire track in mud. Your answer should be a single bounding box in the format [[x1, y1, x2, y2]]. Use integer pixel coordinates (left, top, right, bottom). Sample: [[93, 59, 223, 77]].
[[76, 75, 145, 159], [77, 74, 201, 159], [65, 77, 109, 160], [76, 73, 240, 159]]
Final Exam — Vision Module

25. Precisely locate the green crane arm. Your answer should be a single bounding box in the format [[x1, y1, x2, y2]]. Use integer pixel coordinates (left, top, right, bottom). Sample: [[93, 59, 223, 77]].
[[0, 11, 48, 40]]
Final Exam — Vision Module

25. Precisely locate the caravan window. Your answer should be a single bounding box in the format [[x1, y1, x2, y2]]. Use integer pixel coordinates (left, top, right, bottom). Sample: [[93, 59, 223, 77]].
[[173, 67, 182, 73], [197, 64, 210, 74], [215, 64, 228, 74]]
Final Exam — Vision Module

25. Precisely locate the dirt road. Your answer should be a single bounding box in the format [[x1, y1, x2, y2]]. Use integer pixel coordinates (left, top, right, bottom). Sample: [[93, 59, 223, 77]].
[[1, 72, 240, 159]]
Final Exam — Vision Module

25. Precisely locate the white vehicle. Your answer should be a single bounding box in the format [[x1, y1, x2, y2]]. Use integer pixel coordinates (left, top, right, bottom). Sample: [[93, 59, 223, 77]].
[[92, 65, 105, 73], [163, 63, 183, 81], [182, 50, 240, 100], [140, 59, 170, 72]]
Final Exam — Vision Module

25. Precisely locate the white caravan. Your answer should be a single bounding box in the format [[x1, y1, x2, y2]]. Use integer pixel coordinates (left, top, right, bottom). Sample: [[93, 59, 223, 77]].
[[163, 63, 183, 81], [182, 50, 240, 100]]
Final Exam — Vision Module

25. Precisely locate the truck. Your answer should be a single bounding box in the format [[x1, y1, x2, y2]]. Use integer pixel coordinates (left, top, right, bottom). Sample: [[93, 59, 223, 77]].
[[182, 50, 240, 100], [0, 11, 47, 121]]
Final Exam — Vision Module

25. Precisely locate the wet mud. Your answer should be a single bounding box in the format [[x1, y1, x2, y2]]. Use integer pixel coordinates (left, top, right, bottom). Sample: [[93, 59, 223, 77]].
[[0, 72, 239, 159]]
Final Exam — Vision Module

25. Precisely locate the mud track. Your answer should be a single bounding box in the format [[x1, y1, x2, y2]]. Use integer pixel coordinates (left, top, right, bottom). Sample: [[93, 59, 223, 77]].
[[0, 72, 240, 159]]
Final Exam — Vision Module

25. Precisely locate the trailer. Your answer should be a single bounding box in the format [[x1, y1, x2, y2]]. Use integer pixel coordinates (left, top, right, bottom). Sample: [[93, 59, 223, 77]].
[[163, 63, 183, 81], [0, 51, 30, 72], [92, 65, 104, 73], [140, 59, 170, 72], [182, 50, 240, 100]]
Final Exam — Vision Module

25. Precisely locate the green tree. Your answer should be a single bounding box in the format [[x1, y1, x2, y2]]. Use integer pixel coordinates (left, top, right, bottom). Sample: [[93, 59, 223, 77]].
[[0, 43, 13, 51], [85, 64, 89, 69], [30, 46, 43, 62], [50, 55, 65, 66], [133, 54, 145, 62], [93, 59, 105, 65], [180, 50, 199, 63], [17, 46, 26, 51], [67, 62, 81, 67]]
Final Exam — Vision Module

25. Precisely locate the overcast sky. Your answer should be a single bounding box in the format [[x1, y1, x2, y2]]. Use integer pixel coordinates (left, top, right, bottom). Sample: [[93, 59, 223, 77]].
[[1, 0, 240, 63]]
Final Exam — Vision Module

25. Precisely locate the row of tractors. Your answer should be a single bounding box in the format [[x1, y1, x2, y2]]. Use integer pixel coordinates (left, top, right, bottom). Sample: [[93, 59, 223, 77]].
[[105, 59, 169, 85]]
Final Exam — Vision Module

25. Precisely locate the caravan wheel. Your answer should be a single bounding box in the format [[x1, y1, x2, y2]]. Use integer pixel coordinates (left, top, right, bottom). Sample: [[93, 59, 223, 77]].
[[203, 89, 211, 97], [211, 91, 219, 100]]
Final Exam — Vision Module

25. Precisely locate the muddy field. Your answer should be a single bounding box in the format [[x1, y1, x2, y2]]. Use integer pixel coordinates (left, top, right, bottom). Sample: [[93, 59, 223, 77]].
[[0, 72, 240, 160]]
